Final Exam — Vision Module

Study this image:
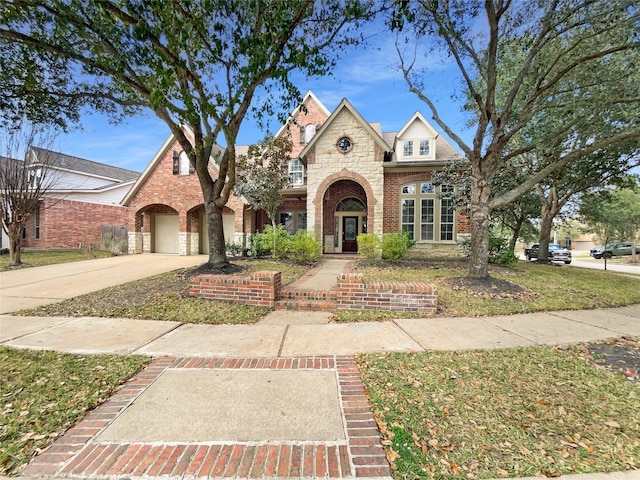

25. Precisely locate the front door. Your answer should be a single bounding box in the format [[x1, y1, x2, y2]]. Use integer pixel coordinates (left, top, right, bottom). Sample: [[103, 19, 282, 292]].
[[342, 216, 358, 252]]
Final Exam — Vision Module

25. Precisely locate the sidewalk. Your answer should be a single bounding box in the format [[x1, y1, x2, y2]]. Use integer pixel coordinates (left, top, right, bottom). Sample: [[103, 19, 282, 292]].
[[1, 255, 639, 480]]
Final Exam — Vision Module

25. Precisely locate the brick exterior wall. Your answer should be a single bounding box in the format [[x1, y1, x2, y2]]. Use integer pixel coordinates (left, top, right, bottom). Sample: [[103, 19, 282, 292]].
[[126, 139, 246, 254], [22, 198, 129, 250], [189, 271, 437, 314], [322, 180, 367, 238]]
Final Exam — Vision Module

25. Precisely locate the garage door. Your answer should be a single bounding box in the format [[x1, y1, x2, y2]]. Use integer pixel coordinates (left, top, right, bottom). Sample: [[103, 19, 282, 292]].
[[154, 214, 179, 253], [200, 213, 236, 254]]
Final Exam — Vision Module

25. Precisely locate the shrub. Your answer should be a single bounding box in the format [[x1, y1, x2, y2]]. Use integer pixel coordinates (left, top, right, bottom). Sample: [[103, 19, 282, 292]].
[[225, 240, 244, 257], [458, 236, 512, 264], [102, 232, 127, 256], [382, 232, 412, 262], [250, 224, 291, 259], [289, 230, 321, 264], [498, 249, 519, 266], [357, 233, 381, 262]]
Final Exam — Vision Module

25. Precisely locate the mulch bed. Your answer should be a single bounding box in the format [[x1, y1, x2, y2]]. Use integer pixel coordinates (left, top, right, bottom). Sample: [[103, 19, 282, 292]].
[[559, 336, 640, 384]]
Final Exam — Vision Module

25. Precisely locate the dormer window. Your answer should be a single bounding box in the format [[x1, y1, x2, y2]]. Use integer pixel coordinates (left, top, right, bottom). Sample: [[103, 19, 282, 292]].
[[403, 141, 413, 157], [399, 138, 436, 161], [419, 140, 430, 156]]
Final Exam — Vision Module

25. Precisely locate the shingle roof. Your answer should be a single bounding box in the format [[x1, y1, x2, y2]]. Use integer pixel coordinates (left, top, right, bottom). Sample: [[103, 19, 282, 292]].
[[30, 147, 140, 182]]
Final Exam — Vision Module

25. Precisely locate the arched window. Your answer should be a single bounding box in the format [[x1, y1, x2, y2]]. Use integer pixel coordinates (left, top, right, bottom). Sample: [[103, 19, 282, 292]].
[[336, 197, 366, 212], [304, 124, 316, 143]]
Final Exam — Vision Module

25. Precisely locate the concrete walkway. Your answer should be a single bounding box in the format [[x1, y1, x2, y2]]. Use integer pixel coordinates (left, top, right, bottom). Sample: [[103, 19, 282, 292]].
[[1, 254, 639, 480]]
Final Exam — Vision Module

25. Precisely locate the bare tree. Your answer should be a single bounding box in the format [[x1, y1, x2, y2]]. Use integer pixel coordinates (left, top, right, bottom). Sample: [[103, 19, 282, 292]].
[[0, 124, 59, 266]]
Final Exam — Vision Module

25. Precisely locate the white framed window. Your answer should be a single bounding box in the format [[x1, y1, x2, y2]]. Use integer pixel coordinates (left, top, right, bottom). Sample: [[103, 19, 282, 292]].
[[304, 124, 316, 143], [288, 158, 304, 186], [173, 151, 194, 175], [399, 138, 436, 161], [400, 182, 455, 242], [401, 199, 415, 241], [420, 199, 434, 241], [403, 140, 413, 157]]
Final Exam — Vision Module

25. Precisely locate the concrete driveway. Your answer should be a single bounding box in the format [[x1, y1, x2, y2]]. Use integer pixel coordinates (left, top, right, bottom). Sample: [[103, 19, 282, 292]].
[[0, 254, 207, 314]]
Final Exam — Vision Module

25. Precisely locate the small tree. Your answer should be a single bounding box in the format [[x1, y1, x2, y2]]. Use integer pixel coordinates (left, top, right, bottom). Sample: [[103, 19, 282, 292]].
[[0, 124, 59, 266], [235, 136, 293, 258]]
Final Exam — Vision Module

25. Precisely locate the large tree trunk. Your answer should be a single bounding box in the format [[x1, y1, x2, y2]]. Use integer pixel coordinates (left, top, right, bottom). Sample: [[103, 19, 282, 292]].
[[508, 214, 525, 252], [205, 201, 228, 266], [536, 186, 561, 264], [468, 175, 492, 279], [537, 208, 554, 263], [8, 224, 23, 266]]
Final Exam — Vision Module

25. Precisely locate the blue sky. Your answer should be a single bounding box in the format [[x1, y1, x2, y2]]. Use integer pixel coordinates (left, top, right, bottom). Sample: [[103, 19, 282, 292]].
[[53, 30, 475, 173]]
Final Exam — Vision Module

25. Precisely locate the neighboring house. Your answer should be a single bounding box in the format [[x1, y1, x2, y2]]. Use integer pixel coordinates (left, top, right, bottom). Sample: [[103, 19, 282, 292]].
[[1, 148, 139, 250], [123, 91, 468, 255]]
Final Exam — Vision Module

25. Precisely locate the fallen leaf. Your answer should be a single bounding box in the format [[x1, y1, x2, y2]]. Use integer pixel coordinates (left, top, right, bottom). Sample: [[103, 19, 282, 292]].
[[604, 421, 621, 428], [558, 406, 566, 415]]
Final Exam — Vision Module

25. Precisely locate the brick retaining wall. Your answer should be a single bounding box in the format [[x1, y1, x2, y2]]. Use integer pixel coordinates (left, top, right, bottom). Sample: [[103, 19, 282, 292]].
[[335, 273, 436, 314], [189, 271, 281, 307], [189, 271, 437, 314]]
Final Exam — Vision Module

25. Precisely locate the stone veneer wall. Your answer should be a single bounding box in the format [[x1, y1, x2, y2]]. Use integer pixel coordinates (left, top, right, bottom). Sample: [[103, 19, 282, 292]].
[[189, 271, 437, 314], [306, 108, 385, 239]]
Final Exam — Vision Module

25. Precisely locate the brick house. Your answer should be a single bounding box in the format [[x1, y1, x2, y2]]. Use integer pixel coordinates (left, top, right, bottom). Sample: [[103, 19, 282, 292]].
[[123, 91, 468, 255], [1, 148, 138, 251]]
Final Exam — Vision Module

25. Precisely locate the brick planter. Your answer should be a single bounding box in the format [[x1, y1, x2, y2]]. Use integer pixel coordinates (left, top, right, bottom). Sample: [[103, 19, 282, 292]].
[[335, 273, 436, 314], [189, 271, 281, 307], [190, 271, 437, 314]]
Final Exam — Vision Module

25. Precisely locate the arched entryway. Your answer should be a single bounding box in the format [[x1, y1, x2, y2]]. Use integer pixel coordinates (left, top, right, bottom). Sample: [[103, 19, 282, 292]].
[[322, 180, 368, 253], [335, 197, 366, 252]]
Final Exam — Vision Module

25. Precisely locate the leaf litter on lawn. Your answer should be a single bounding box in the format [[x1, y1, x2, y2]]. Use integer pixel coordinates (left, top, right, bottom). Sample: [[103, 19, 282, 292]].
[[358, 346, 640, 479]]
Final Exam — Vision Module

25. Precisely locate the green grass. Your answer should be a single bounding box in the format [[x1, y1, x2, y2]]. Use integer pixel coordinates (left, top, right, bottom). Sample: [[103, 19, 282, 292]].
[[333, 260, 640, 321], [19, 258, 308, 324], [0, 347, 148, 476], [358, 347, 640, 479], [0, 249, 112, 271]]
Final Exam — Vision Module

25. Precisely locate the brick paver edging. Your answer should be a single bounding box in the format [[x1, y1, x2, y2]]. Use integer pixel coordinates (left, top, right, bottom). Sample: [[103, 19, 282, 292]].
[[22, 355, 391, 479]]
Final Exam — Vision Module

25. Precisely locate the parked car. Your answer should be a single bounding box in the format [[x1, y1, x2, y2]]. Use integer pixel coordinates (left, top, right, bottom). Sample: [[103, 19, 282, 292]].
[[525, 243, 572, 264], [590, 242, 640, 259]]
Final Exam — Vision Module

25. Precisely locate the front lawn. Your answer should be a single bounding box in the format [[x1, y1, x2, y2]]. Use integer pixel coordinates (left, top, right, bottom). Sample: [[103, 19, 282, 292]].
[[0, 348, 148, 476], [17, 258, 640, 324], [334, 259, 640, 321], [0, 249, 112, 271], [18, 258, 308, 324], [358, 346, 640, 479]]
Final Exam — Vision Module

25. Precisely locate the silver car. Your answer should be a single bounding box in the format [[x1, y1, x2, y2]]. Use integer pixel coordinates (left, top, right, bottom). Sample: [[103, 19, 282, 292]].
[[526, 243, 572, 264]]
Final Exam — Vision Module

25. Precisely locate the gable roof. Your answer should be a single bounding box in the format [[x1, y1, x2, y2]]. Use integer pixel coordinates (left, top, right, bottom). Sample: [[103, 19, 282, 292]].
[[298, 98, 392, 161], [396, 111, 439, 139], [272, 90, 331, 140], [121, 127, 224, 206], [30, 147, 139, 182]]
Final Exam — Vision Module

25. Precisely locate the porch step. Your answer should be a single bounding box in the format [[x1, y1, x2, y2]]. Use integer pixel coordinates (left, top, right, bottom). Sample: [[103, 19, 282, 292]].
[[274, 288, 338, 312]]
